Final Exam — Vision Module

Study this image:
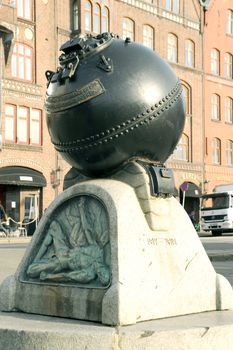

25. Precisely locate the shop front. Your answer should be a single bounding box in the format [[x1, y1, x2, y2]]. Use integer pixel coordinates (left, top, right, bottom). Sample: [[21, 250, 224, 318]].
[[0, 166, 47, 235]]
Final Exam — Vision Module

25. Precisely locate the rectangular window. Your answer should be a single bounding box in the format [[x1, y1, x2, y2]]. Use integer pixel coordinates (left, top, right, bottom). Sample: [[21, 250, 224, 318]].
[[226, 140, 233, 166], [17, 0, 32, 21], [167, 34, 177, 63], [4, 105, 42, 146], [11, 43, 32, 82], [225, 97, 233, 123], [211, 94, 220, 121], [185, 40, 194, 68], [166, 0, 179, 13], [17, 106, 29, 144], [211, 49, 220, 75], [143, 25, 154, 50], [224, 53, 232, 79], [4, 104, 16, 142], [30, 109, 42, 145], [227, 10, 233, 35], [212, 138, 221, 164]]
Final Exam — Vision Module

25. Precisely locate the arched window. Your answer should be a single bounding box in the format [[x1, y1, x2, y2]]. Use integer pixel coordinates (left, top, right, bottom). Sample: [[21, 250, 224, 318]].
[[84, 0, 92, 32], [165, 0, 179, 13], [212, 138, 221, 164], [73, 0, 79, 31], [211, 49, 220, 75], [181, 83, 191, 115], [224, 53, 233, 79], [167, 33, 178, 63], [122, 18, 134, 41], [142, 25, 154, 50], [211, 94, 220, 121], [226, 140, 233, 165], [185, 39, 194, 68], [17, 0, 32, 21], [227, 9, 233, 35], [173, 133, 189, 161], [93, 3, 101, 34], [225, 97, 233, 123], [101, 6, 109, 32], [11, 43, 32, 82]]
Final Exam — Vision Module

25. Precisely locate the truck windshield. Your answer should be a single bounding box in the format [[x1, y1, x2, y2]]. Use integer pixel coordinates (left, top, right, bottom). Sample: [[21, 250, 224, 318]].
[[201, 194, 229, 210]]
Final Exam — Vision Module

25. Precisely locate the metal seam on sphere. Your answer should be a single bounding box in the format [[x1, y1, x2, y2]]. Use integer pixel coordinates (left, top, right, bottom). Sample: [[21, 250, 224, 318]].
[[54, 81, 183, 153], [52, 80, 181, 148]]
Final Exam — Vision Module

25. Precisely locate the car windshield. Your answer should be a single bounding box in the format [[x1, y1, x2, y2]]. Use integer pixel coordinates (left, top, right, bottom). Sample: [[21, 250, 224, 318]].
[[201, 194, 229, 210]]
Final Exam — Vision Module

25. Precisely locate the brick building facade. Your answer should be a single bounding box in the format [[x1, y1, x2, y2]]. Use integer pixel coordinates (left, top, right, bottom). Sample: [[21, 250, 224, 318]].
[[0, 0, 71, 234], [76, 0, 205, 219], [202, 0, 233, 194], [0, 0, 232, 229]]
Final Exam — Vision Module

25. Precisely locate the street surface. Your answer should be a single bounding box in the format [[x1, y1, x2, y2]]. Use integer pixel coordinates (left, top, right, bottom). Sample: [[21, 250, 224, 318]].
[[0, 236, 232, 286], [200, 234, 233, 286], [0, 243, 27, 283]]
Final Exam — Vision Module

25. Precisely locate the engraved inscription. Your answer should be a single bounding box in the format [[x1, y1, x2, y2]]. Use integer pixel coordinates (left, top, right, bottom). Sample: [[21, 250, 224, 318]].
[[147, 237, 177, 246], [45, 79, 105, 113]]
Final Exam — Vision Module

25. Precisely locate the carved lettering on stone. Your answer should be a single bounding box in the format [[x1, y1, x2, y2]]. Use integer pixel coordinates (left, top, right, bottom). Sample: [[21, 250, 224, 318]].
[[26, 195, 111, 288]]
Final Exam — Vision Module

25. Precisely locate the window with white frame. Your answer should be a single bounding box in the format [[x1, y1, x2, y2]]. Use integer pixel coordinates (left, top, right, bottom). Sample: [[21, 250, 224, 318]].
[[84, 0, 92, 32], [227, 9, 233, 35], [101, 6, 109, 32], [11, 43, 32, 81], [73, 0, 79, 31], [212, 138, 221, 164], [165, 0, 179, 13], [173, 133, 189, 161], [167, 33, 178, 63], [84, 2, 109, 33], [225, 97, 233, 123], [185, 39, 194, 68], [211, 94, 220, 121], [4, 104, 42, 146], [122, 18, 134, 41], [224, 52, 233, 79], [93, 3, 101, 34], [226, 140, 233, 166], [17, 106, 29, 144], [30, 109, 42, 145], [211, 49, 220, 75], [181, 83, 191, 115], [143, 25, 154, 50], [17, 0, 32, 21], [4, 104, 16, 143]]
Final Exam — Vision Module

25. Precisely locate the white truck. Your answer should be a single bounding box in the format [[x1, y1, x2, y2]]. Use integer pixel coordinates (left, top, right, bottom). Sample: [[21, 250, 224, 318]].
[[200, 184, 233, 236]]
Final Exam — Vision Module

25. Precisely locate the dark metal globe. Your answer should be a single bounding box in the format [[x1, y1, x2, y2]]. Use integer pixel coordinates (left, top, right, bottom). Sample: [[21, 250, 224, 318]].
[[45, 33, 185, 177]]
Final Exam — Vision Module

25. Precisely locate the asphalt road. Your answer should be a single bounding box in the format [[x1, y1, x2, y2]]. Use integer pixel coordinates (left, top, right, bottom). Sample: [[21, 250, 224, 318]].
[[200, 234, 233, 285], [201, 234, 233, 253]]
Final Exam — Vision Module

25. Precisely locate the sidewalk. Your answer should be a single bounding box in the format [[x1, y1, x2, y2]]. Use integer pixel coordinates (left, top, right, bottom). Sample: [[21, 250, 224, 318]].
[[0, 236, 31, 244]]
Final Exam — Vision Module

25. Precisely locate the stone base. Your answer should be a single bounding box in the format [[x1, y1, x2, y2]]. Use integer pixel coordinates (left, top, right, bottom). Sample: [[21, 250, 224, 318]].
[[0, 162, 233, 326], [1, 310, 233, 350]]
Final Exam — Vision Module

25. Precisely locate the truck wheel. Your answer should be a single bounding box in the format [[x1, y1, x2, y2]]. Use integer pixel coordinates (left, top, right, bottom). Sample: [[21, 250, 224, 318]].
[[212, 230, 222, 236]]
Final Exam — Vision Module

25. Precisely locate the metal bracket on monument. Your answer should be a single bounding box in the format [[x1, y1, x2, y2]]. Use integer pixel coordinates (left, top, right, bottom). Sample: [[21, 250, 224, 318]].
[[138, 162, 176, 197]]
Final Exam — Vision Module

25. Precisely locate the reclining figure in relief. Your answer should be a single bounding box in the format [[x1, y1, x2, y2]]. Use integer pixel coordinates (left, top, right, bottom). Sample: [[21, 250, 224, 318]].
[[27, 196, 110, 287]]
